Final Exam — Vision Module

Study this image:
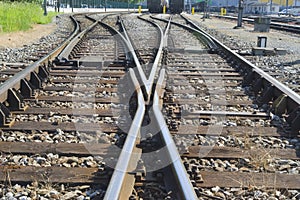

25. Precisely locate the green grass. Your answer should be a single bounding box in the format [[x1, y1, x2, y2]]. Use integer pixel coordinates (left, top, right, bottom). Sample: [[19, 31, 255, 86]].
[[0, 2, 57, 33]]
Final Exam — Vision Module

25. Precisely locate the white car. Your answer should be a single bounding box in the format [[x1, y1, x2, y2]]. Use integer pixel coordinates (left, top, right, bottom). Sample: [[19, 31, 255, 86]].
[[278, 9, 292, 16]]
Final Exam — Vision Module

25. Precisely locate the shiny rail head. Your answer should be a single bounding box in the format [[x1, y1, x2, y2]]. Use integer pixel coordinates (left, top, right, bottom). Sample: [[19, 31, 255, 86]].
[[104, 69, 145, 200], [151, 15, 218, 52]]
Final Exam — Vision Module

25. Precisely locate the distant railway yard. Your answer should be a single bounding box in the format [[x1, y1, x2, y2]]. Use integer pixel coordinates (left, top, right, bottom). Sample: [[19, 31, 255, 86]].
[[0, 11, 299, 200]]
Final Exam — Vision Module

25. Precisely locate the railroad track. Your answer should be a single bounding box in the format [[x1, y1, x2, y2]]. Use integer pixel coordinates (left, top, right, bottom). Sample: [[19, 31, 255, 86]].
[[0, 12, 299, 199], [214, 15, 300, 34], [182, 14, 300, 96]]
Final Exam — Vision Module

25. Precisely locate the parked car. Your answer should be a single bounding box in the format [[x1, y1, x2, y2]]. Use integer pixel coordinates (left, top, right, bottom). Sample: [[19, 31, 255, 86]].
[[278, 9, 292, 16]]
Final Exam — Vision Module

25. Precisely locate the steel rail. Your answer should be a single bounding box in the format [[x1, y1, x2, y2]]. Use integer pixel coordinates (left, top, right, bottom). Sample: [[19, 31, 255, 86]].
[[163, 16, 173, 47], [214, 15, 300, 34], [152, 69, 199, 199], [56, 13, 122, 62], [119, 15, 170, 102], [104, 15, 197, 198], [98, 20, 135, 63], [150, 15, 218, 51], [137, 15, 165, 102], [104, 68, 145, 200], [55, 16, 99, 62], [181, 14, 300, 132], [118, 16, 150, 99], [93, 18, 146, 199], [0, 15, 80, 103], [56, 12, 134, 63], [181, 14, 300, 105]]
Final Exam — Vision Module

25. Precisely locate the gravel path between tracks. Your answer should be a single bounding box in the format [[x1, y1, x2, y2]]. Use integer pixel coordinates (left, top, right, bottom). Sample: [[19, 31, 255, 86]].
[[186, 14, 300, 53]]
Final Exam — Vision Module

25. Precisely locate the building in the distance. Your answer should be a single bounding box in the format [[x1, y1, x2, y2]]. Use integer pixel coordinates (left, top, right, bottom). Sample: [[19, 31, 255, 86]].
[[244, 0, 300, 14]]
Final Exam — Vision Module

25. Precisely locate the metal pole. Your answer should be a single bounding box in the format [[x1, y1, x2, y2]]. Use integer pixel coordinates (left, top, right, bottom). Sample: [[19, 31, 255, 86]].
[[236, 0, 243, 27], [270, 0, 273, 14], [43, 0, 48, 15], [203, 0, 206, 18], [105, 0, 107, 11], [286, 0, 288, 15], [57, 0, 60, 12], [208, 0, 210, 17], [71, 0, 73, 12]]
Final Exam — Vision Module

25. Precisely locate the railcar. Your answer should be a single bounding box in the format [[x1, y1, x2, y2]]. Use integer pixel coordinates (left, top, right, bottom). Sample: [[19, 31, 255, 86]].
[[147, 0, 184, 14], [147, 0, 162, 13], [169, 0, 184, 13]]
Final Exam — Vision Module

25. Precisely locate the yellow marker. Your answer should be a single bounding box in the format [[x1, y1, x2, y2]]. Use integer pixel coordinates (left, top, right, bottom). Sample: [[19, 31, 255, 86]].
[[163, 5, 166, 14], [224, 8, 227, 15], [220, 8, 224, 16], [138, 5, 141, 13], [192, 7, 194, 15]]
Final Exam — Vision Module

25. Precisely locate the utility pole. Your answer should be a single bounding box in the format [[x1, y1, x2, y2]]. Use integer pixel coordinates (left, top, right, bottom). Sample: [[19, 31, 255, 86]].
[[43, 0, 47, 15], [70, 0, 73, 12], [57, 0, 60, 12], [235, 0, 243, 28], [203, 0, 208, 19]]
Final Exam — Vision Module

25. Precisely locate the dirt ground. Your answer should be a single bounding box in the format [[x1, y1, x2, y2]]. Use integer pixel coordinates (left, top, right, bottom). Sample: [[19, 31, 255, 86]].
[[0, 23, 56, 49]]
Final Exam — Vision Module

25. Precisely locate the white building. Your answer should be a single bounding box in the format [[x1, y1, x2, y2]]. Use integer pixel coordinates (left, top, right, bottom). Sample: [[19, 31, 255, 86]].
[[244, 0, 280, 14]]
